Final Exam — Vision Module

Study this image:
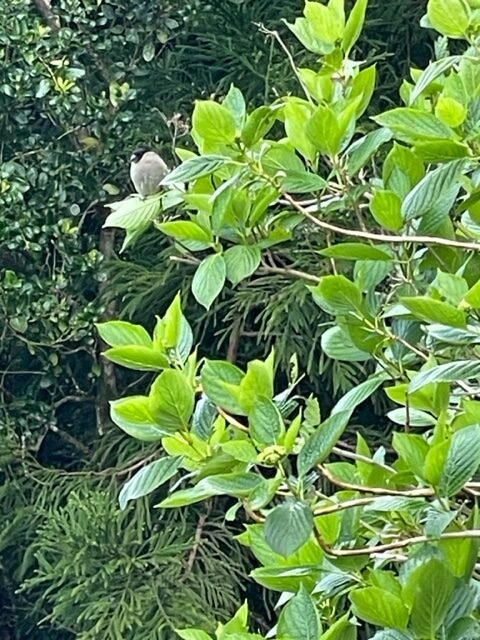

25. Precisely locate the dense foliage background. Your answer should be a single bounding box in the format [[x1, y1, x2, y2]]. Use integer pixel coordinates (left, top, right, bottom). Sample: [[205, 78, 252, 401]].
[[0, 0, 432, 637]]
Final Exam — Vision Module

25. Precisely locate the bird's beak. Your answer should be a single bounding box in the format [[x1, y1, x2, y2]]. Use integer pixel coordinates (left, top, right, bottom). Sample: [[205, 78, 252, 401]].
[[129, 154, 136, 163]]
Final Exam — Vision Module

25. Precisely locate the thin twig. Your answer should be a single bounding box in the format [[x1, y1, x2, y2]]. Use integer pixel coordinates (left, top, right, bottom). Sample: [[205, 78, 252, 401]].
[[217, 408, 249, 433], [331, 446, 395, 473], [314, 497, 376, 516], [320, 464, 434, 497], [283, 193, 480, 252]]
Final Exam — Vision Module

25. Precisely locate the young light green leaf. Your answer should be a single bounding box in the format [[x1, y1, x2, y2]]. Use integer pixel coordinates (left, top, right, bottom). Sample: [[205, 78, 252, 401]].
[[369, 190, 404, 231], [192, 100, 237, 144], [192, 253, 226, 310], [439, 425, 480, 496], [96, 321, 152, 347], [103, 345, 169, 371], [118, 456, 182, 510], [201, 360, 246, 415], [265, 500, 314, 557], [149, 369, 195, 431], [110, 396, 168, 441], [277, 585, 322, 640], [224, 245, 261, 286], [409, 360, 480, 392], [156, 220, 213, 245], [343, 0, 368, 53], [176, 630, 213, 640], [161, 155, 229, 186], [427, 0, 471, 38]]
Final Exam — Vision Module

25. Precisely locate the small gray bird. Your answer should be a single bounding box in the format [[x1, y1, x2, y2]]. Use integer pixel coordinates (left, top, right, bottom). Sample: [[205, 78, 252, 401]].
[[129, 147, 168, 198]]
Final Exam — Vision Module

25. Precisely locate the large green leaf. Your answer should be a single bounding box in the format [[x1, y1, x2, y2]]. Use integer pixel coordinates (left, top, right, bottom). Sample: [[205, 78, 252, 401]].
[[277, 585, 322, 640], [192, 253, 226, 310], [158, 472, 262, 507], [369, 190, 404, 231], [156, 220, 213, 245], [321, 326, 371, 362], [224, 245, 261, 286], [251, 564, 322, 593], [401, 296, 466, 328], [149, 369, 194, 431], [409, 360, 480, 392], [192, 100, 237, 144], [161, 155, 229, 185], [310, 275, 363, 315], [110, 396, 169, 441], [332, 373, 387, 414], [96, 321, 152, 347], [103, 345, 169, 371], [427, 0, 471, 38], [265, 500, 314, 557], [298, 410, 351, 476], [320, 243, 392, 261], [373, 108, 455, 143], [350, 587, 409, 630], [409, 56, 462, 105], [403, 559, 455, 637], [439, 425, 480, 495], [249, 397, 284, 445], [118, 456, 182, 510], [201, 360, 246, 415], [346, 127, 392, 175]]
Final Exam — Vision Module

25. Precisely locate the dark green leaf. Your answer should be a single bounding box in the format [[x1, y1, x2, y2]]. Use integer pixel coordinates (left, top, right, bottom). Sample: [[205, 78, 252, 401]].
[[161, 155, 229, 185], [320, 243, 392, 261], [249, 397, 284, 445], [265, 500, 314, 557], [439, 425, 480, 495], [298, 410, 351, 476], [410, 360, 480, 392], [277, 585, 321, 640], [119, 456, 182, 510]]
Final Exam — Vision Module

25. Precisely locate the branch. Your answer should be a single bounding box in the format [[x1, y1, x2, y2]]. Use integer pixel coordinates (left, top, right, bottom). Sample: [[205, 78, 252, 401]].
[[314, 497, 376, 516], [32, 0, 60, 30], [317, 529, 480, 558], [283, 193, 480, 253], [320, 464, 434, 497]]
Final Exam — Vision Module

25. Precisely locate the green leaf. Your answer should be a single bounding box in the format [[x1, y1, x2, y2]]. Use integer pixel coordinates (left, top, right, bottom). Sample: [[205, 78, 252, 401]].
[[192, 394, 218, 440], [103, 345, 169, 371], [439, 425, 480, 495], [350, 65, 377, 118], [346, 128, 392, 175], [192, 254, 226, 310], [320, 614, 356, 640], [96, 321, 152, 347], [281, 171, 327, 194], [241, 106, 277, 147], [400, 296, 466, 328], [403, 559, 455, 637], [373, 108, 455, 143], [298, 410, 351, 475], [392, 433, 429, 477], [369, 190, 404, 231], [221, 440, 257, 463], [224, 245, 261, 286], [369, 632, 413, 640], [321, 326, 371, 362], [161, 155, 229, 186], [158, 472, 262, 507], [118, 456, 182, 510], [320, 243, 392, 261], [156, 220, 212, 245], [223, 84, 246, 131], [285, 17, 331, 55], [201, 360, 246, 415], [310, 275, 363, 315], [409, 56, 462, 105], [110, 396, 168, 441], [219, 602, 249, 639], [157, 293, 193, 363], [343, 0, 368, 53], [149, 369, 194, 430], [305, 0, 343, 44], [410, 360, 480, 392], [284, 101, 316, 162], [265, 500, 314, 557], [307, 105, 342, 156], [277, 585, 321, 640], [402, 160, 465, 221], [249, 397, 284, 445], [427, 0, 471, 38], [414, 139, 470, 162], [435, 96, 467, 127], [350, 587, 409, 630], [461, 279, 480, 309], [103, 194, 162, 249], [192, 100, 237, 144]]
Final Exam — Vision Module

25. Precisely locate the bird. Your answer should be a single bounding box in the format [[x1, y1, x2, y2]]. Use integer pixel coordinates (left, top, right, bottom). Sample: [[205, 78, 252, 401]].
[[129, 147, 168, 198]]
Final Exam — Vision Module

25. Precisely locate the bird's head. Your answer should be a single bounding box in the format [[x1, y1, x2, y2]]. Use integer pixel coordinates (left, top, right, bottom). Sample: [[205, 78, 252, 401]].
[[130, 147, 152, 163]]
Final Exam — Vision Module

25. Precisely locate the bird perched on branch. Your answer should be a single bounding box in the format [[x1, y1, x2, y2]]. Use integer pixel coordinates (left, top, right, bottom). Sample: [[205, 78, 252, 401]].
[[129, 147, 168, 198]]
